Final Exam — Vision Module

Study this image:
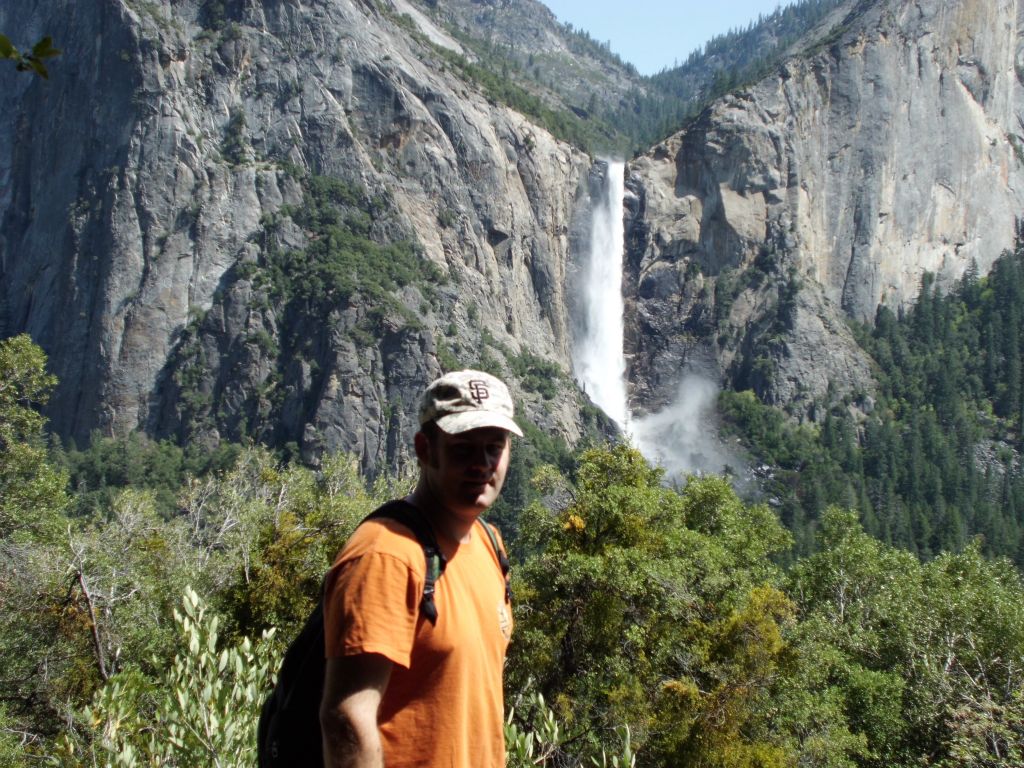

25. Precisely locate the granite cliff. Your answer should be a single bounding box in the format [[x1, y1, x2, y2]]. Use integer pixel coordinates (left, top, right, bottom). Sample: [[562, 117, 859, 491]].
[[0, 0, 614, 472], [625, 0, 1024, 419]]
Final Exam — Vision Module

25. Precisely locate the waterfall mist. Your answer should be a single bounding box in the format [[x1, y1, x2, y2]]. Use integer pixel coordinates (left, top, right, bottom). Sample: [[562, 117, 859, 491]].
[[631, 373, 749, 485], [574, 160, 628, 427]]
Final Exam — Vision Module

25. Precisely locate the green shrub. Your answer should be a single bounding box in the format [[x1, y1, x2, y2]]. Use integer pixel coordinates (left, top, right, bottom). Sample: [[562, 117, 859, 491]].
[[54, 588, 275, 767]]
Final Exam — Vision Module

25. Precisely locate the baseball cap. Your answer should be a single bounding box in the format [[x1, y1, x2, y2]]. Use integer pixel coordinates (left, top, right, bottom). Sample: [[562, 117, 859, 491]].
[[419, 370, 524, 437]]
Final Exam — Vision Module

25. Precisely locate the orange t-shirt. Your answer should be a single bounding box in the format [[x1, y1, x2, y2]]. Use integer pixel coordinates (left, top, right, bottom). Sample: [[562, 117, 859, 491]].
[[323, 512, 513, 767]]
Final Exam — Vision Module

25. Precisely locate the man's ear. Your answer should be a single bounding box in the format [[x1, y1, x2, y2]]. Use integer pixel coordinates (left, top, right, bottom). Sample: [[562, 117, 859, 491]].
[[413, 431, 431, 465]]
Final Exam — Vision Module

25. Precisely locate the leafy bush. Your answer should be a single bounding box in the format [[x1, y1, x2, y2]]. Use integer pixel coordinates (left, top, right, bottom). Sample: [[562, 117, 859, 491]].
[[509, 444, 795, 764], [505, 691, 636, 768], [54, 588, 275, 767], [0, 334, 68, 542]]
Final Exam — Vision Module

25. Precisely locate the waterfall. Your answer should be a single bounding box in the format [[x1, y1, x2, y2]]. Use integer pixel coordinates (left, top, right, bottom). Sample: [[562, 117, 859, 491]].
[[573, 160, 750, 485], [574, 160, 629, 428]]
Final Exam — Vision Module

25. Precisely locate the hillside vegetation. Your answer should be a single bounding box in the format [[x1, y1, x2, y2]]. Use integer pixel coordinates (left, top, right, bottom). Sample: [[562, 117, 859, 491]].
[[2, 335, 1024, 765], [723, 243, 1024, 567]]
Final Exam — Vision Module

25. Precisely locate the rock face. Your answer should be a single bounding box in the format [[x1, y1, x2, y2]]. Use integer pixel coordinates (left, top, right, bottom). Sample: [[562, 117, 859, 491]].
[[626, 0, 1024, 417], [0, 0, 596, 472], [5, 0, 1024, 465]]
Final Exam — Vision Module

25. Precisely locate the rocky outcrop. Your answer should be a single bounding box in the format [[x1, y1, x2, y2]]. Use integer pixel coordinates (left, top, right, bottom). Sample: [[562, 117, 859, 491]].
[[0, 0, 595, 472], [626, 0, 1024, 417]]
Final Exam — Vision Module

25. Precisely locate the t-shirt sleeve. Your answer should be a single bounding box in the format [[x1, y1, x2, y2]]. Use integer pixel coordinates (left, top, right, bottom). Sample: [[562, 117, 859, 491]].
[[322, 551, 421, 668]]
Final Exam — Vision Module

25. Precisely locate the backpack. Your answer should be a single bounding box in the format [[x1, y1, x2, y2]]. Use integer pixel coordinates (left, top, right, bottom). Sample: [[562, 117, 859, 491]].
[[257, 499, 510, 768]]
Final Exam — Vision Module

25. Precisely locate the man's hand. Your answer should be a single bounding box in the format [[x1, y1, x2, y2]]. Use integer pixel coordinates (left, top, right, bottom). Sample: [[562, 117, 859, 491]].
[[320, 653, 393, 768]]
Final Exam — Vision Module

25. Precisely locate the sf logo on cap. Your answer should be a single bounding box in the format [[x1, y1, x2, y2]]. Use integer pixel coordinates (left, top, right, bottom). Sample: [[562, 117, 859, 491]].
[[468, 380, 490, 403]]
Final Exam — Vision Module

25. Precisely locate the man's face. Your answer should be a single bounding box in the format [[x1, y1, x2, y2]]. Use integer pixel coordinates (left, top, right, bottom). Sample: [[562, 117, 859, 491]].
[[418, 426, 511, 519]]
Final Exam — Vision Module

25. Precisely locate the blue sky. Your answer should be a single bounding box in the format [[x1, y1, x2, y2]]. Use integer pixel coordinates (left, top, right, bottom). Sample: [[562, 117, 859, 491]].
[[541, 0, 792, 75]]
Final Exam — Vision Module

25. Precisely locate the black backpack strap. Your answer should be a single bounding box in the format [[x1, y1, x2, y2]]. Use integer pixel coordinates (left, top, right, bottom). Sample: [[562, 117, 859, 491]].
[[478, 518, 512, 604], [364, 500, 446, 625], [362, 501, 510, 616]]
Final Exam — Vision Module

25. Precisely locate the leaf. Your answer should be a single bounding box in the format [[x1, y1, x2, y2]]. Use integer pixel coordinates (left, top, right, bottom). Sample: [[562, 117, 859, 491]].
[[0, 35, 16, 60], [28, 59, 48, 79], [32, 36, 61, 58]]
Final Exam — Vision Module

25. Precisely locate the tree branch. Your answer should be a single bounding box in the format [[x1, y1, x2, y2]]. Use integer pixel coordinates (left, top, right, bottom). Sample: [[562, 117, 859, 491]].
[[76, 568, 109, 683]]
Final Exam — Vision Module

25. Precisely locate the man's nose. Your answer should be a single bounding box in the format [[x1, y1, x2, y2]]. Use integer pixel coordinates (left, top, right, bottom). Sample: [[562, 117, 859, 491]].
[[468, 446, 495, 469]]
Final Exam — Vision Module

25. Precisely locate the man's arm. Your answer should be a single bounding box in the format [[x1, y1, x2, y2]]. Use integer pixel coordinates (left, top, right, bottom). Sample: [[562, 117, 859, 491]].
[[320, 653, 393, 768]]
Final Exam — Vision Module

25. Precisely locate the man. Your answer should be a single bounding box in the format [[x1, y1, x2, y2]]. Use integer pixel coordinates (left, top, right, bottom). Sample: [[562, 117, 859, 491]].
[[320, 369, 521, 767]]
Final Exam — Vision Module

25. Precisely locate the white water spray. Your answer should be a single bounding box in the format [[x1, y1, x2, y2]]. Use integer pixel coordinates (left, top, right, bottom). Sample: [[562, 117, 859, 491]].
[[574, 160, 629, 427], [631, 374, 745, 480]]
